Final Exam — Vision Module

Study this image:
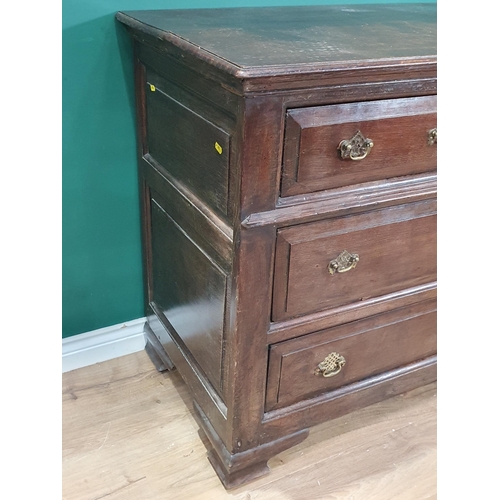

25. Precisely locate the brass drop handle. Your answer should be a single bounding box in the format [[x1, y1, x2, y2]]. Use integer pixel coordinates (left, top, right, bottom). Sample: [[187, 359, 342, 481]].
[[428, 128, 437, 145], [338, 130, 374, 161], [316, 352, 346, 377], [328, 250, 359, 274]]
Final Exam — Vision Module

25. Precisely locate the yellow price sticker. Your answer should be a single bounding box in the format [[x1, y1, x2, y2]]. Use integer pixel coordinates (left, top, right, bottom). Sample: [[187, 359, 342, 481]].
[[214, 142, 223, 155], [149, 84, 156, 92]]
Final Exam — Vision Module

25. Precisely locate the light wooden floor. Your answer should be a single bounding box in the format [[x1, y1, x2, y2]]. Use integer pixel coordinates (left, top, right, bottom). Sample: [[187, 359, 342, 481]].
[[62, 350, 436, 500]]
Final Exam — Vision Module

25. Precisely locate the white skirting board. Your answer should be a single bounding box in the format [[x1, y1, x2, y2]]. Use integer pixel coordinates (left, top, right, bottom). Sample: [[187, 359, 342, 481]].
[[62, 317, 147, 373]]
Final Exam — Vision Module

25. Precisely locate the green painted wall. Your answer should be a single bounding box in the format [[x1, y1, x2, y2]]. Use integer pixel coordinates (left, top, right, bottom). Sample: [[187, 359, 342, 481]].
[[62, 0, 436, 338]]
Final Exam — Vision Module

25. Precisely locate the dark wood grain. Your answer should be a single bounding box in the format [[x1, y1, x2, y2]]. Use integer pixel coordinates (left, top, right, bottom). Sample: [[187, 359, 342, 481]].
[[238, 95, 285, 216], [268, 282, 437, 344], [146, 306, 230, 443], [193, 400, 309, 489], [117, 5, 436, 68], [139, 41, 241, 115], [272, 200, 437, 321], [134, 57, 155, 308], [116, 6, 436, 95], [146, 81, 231, 216], [282, 96, 437, 197], [223, 225, 277, 452], [141, 156, 233, 269], [117, 5, 437, 489], [243, 174, 436, 228], [261, 356, 436, 442], [144, 322, 175, 372], [266, 300, 436, 410], [150, 197, 228, 396]]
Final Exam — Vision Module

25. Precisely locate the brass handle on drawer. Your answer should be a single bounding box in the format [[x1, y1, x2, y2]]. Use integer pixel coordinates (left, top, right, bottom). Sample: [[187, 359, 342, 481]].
[[328, 250, 359, 274], [428, 128, 437, 145], [338, 130, 374, 161], [316, 352, 346, 377]]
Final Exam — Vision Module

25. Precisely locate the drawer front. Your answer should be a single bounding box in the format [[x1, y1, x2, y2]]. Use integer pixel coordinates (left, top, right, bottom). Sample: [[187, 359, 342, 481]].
[[266, 300, 436, 411], [281, 96, 436, 197], [272, 199, 436, 321]]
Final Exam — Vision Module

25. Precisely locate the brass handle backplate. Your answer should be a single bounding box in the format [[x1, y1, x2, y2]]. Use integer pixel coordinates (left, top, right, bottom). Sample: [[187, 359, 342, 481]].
[[428, 128, 437, 145], [338, 130, 374, 161], [328, 250, 359, 274], [316, 352, 346, 377]]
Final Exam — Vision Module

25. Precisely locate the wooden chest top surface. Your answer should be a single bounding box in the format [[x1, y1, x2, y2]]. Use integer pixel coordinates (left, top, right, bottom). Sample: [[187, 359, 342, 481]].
[[117, 4, 436, 69]]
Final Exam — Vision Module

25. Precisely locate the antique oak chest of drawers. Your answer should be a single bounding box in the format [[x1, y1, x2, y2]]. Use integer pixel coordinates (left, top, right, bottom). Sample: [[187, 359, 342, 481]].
[[116, 4, 437, 488]]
